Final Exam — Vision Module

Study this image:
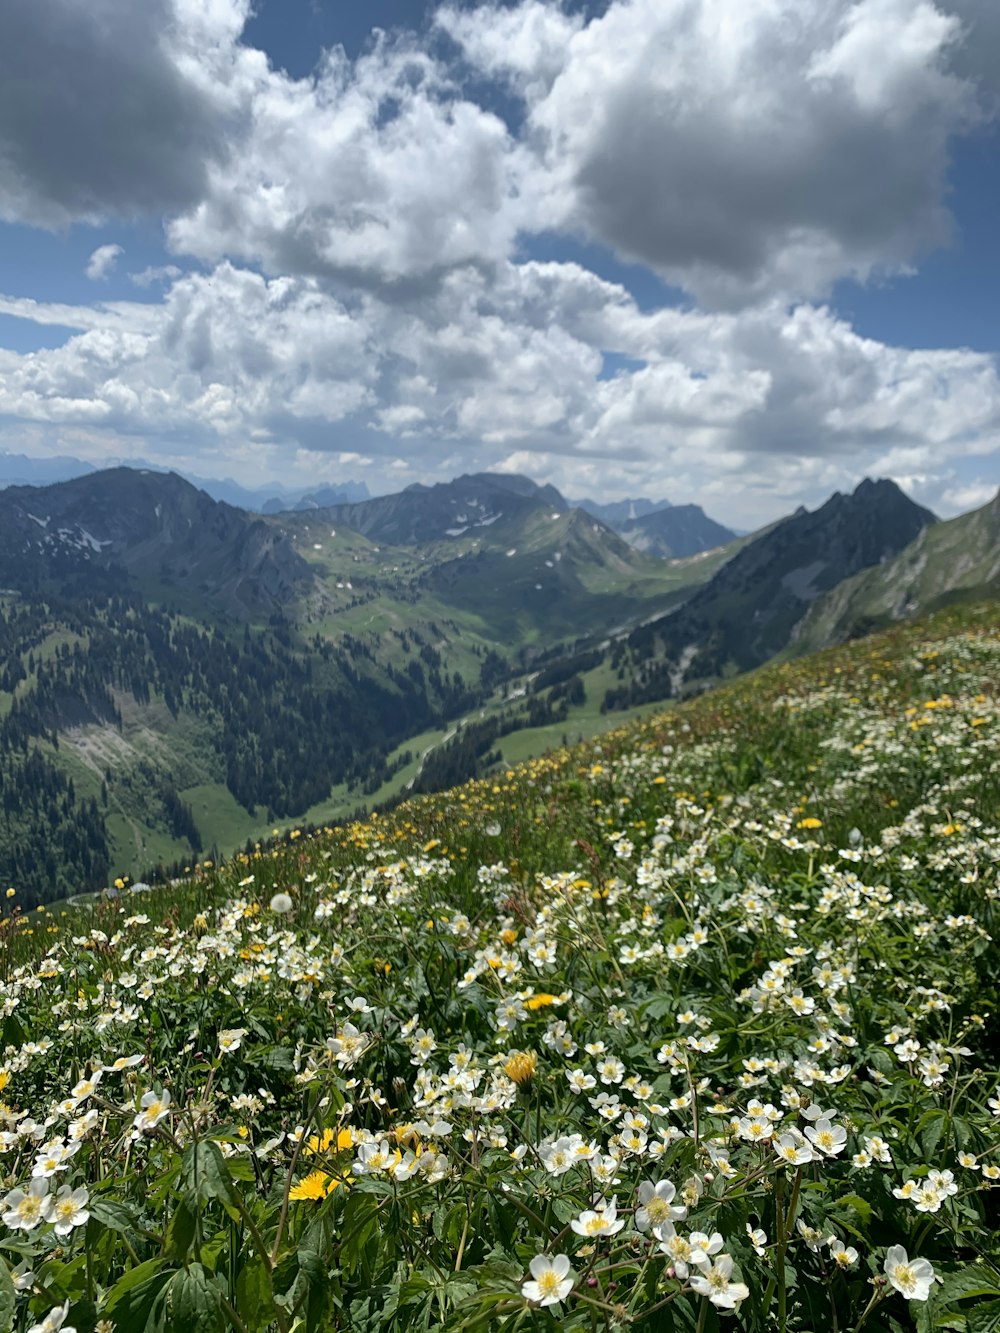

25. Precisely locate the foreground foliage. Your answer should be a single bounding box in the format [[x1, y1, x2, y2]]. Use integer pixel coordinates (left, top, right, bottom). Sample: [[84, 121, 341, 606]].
[[1, 603, 999, 1331]]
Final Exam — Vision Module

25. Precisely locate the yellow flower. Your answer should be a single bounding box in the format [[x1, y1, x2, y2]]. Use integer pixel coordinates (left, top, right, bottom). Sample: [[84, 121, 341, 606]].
[[504, 1050, 538, 1086], [289, 1170, 344, 1201], [526, 994, 557, 1011], [307, 1127, 354, 1155], [796, 817, 823, 830]]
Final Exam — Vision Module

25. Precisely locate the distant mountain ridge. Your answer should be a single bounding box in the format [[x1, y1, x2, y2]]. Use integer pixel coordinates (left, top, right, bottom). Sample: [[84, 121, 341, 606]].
[[313, 472, 568, 546], [618, 504, 737, 558], [575, 496, 671, 526], [574, 493, 736, 558], [0, 449, 369, 514]]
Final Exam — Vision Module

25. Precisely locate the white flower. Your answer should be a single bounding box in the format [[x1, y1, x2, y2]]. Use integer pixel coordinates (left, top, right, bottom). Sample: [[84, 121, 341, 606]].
[[218, 1028, 248, 1053], [11, 1259, 35, 1292], [570, 1197, 625, 1238], [773, 1133, 814, 1166], [746, 1224, 767, 1256], [133, 1089, 172, 1133], [635, 1180, 687, 1232], [269, 893, 293, 914], [804, 1118, 848, 1156], [884, 1245, 935, 1301], [2, 1179, 52, 1231], [50, 1185, 90, 1236], [27, 1301, 75, 1333], [827, 1235, 858, 1267], [522, 1254, 576, 1307], [690, 1254, 750, 1310]]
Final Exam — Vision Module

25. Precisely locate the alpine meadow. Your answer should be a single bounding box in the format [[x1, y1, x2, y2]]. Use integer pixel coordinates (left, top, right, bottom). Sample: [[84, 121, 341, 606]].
[[3, 0, 1000, 1329], [0, 603, 995, 1332]]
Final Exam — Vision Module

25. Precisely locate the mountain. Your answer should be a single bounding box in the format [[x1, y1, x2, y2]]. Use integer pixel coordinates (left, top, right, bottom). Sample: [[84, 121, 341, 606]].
[[0, 450, 96, 487], [260, 481, 370, 513], [617, 504, 736, 558], [415, 505, 698, 642], [0, 449, 370, 513], [0, 468, 313, 618], [609, 478, 936, 702], [790, 488, 1000, 654], [0, 466, 726, 905], [573, 494, 736, 558], [315, 472, 568, 546], [0, 463, 962, 908], [574, 496, 671, 526]]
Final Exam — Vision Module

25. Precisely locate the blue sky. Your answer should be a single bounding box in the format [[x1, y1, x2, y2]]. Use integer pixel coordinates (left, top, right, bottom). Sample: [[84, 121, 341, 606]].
[[0, 0, 998, 527]]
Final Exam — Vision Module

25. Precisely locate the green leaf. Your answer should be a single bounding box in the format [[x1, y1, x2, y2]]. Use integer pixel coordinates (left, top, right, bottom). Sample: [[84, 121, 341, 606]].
[[920, 1109, 947, 1159], [169, 1263, 225, 1332], [89, 1196, 137, 1233], [180, 1140, 237, 1206], [103, 1259, 172, 1333], [936, 1264, 1000, 1305], [165, 1196, 198, 1261], [0, 1253, 15, 1333], [968, 1299, 1000, 1333], [236, 1259, 272, 1333]]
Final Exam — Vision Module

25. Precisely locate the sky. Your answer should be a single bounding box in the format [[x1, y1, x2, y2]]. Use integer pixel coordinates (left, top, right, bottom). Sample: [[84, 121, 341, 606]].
[[1, 0, 999, 528]]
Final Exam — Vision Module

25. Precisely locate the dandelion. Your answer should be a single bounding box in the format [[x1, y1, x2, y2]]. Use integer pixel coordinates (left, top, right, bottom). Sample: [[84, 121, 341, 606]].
[[504, 1050, 537, 1086], [269, 893, 293, 914], [289, 1170, 344, 1200], [521, 1254, 576, 1307]]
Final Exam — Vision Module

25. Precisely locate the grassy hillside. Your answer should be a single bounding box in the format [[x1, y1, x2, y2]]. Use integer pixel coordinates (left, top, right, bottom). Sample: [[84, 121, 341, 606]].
[[2, 602, 999, 1330]]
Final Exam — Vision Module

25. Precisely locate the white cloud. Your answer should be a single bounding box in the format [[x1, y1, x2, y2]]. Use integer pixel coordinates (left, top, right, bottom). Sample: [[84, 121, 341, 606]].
[[85, 244, 125, 281], [0, 0, 250, 227], [1, 259, 997, 525], [165, 37, 528, 290], [2, 0, 994, 308], [0, 0, 998, 526], [130, 264, 183, 288], [451, 0, 984, 305]]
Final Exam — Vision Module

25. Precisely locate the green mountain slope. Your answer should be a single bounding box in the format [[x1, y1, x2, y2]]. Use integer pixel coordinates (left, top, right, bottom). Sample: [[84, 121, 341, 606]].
[[790, 488, 1000, 654], [606, 478, 936, 705], [0, 468, 729, 903]]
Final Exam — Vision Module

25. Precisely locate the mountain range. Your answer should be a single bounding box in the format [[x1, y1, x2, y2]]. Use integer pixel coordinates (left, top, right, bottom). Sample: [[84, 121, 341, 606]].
[[0, 462, 995, 907]]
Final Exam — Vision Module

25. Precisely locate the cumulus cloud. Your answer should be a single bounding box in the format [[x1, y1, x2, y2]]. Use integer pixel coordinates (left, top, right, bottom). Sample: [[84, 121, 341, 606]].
[[165, 38, 528, 291], [450, 0, 985, 305], [1, 259, 997, 524], [85, 245, 124, 281], [2, 0, 994, 306], [0, 0, 997, 522], [0, 0, 250, 226]]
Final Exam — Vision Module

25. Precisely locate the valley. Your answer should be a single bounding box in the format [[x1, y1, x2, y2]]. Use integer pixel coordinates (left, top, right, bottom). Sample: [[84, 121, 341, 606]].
[[0, 465, 996, 906]]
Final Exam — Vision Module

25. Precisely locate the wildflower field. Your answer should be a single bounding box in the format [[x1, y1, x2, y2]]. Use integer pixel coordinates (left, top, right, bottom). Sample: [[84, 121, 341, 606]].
[[3, 604, 1000, 1333]]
